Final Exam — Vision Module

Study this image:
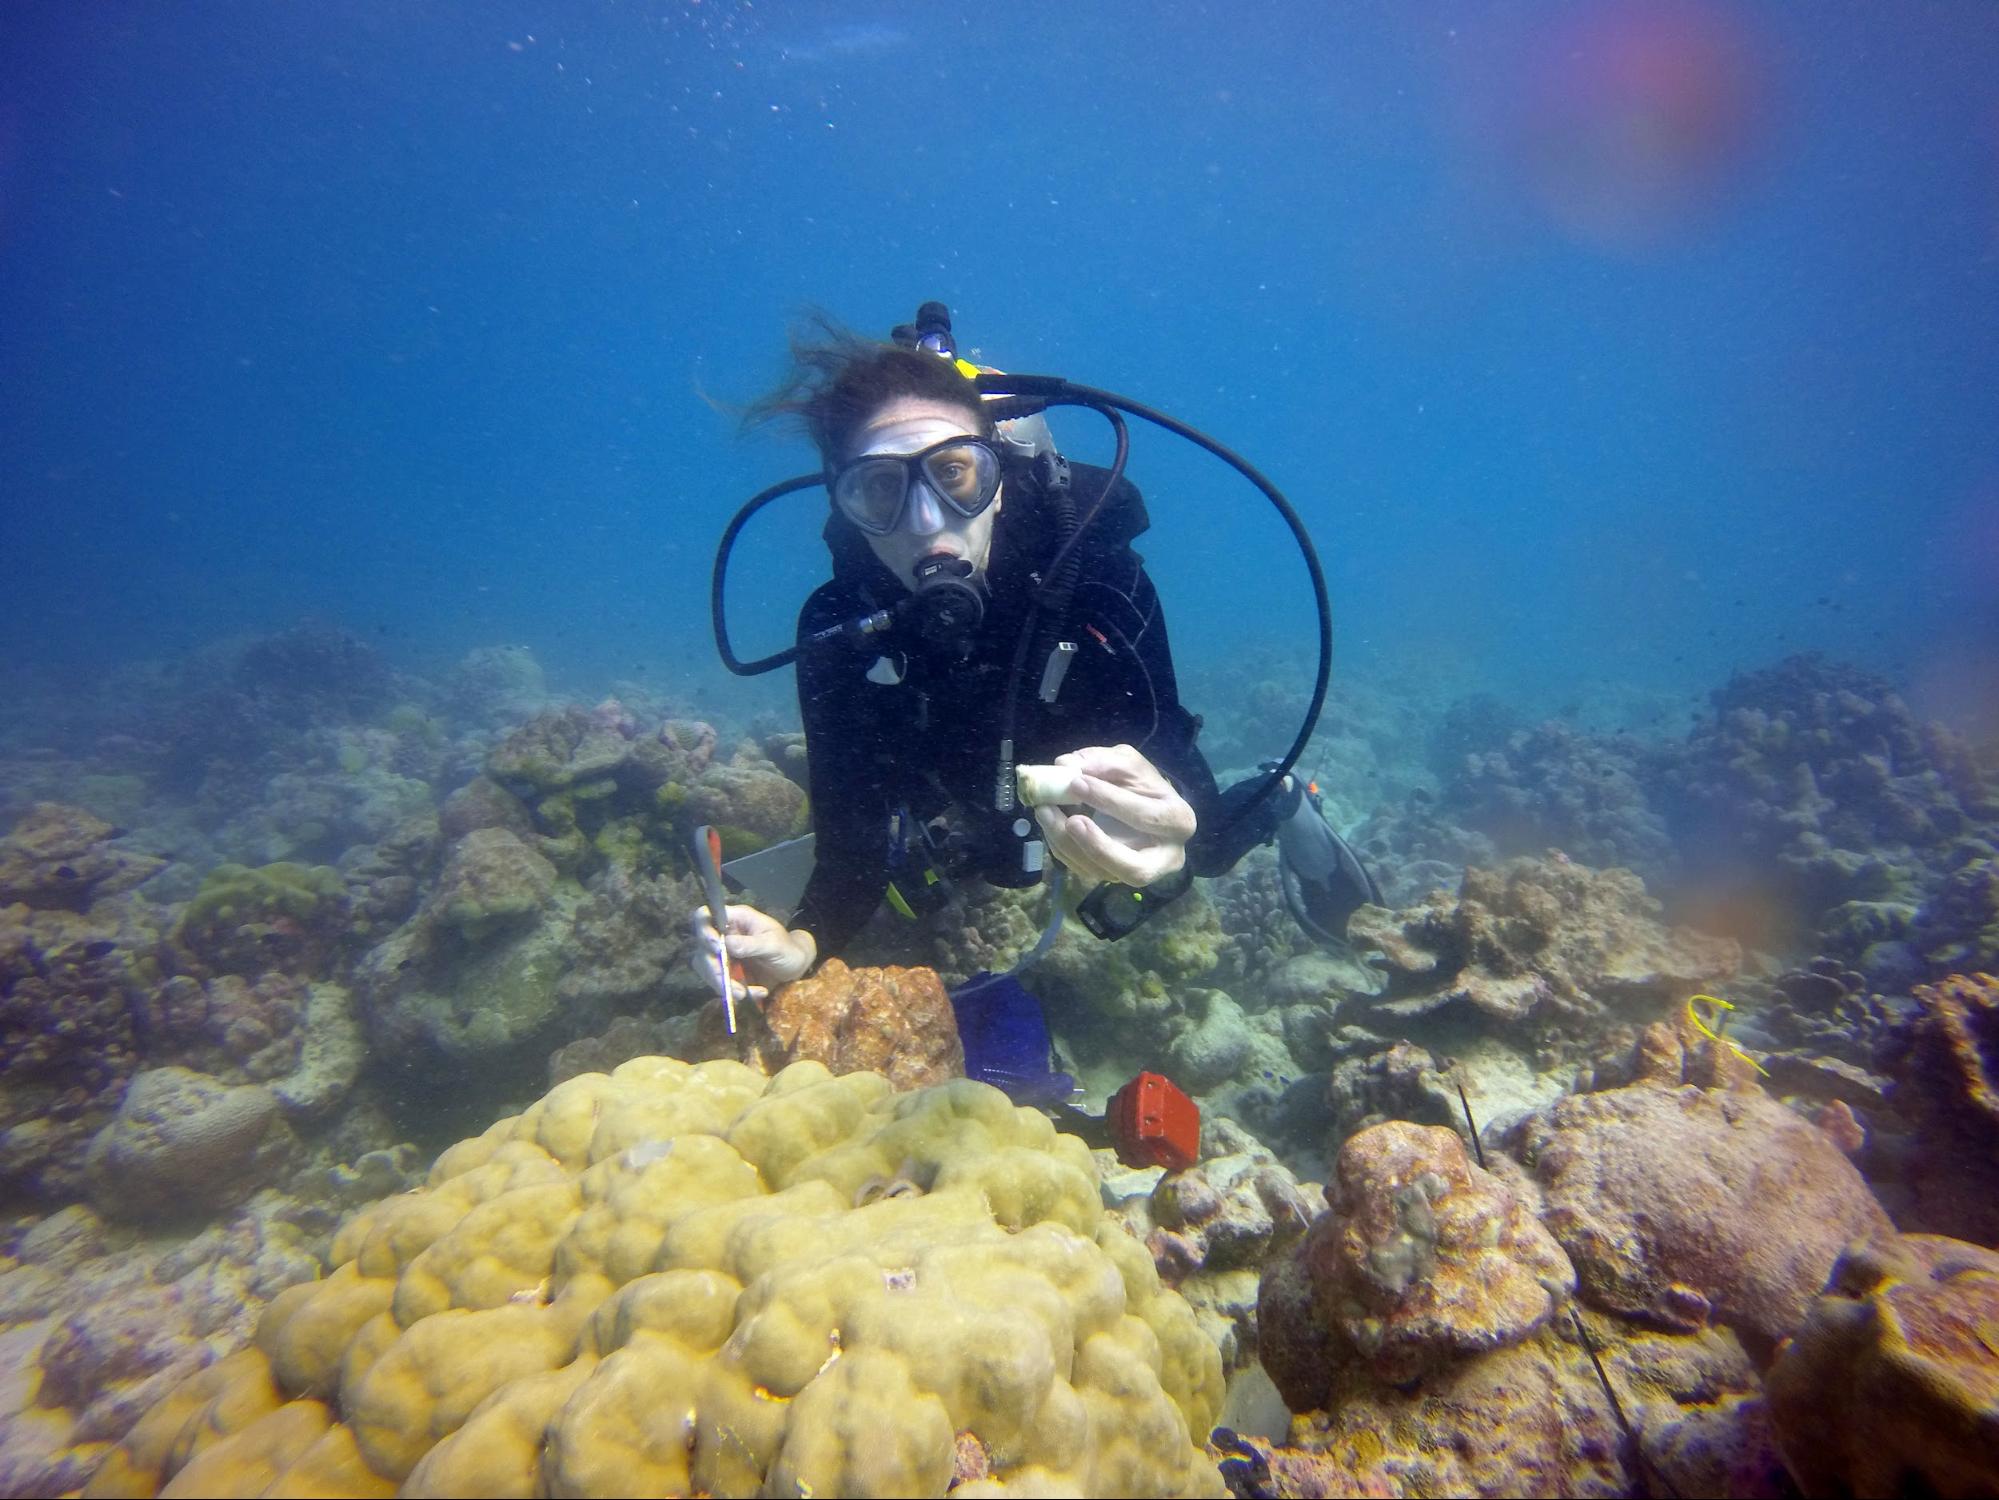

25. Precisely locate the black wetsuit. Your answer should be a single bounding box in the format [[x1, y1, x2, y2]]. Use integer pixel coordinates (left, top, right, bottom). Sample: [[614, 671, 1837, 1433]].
[[790, 460, 1280, 958]]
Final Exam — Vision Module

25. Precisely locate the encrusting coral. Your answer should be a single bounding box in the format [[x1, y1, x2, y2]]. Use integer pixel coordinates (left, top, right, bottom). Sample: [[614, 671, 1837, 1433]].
[[754, 958, 966, 1091], [92, 1058, 1228, 1498]]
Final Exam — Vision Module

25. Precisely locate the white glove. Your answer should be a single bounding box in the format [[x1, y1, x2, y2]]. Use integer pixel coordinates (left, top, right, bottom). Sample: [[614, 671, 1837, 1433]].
[[1019, 744, 1196, 888], [688, 903, 816, 1005]]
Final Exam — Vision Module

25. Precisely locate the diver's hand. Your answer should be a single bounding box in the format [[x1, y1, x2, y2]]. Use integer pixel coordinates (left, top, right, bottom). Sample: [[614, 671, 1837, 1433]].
[[1027, 744, 1196, 888], [689, 904, 816, 1005]]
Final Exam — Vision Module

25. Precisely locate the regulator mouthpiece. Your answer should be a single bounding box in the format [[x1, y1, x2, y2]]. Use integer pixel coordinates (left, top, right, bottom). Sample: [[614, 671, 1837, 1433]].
[[909, 553, 987, 644]]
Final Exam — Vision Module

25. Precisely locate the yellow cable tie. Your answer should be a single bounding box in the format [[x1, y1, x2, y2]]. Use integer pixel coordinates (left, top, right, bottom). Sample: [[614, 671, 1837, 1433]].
[[1686, 994, 1770, 1076]]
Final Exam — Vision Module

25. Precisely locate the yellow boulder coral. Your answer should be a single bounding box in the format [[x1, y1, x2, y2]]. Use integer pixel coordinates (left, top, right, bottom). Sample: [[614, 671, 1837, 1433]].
[[101, 1057, 1226, 1498]]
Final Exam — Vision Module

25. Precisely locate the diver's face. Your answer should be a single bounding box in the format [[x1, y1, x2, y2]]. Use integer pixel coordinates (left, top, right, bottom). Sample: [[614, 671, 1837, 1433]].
[[846, 396, 1001, 592]]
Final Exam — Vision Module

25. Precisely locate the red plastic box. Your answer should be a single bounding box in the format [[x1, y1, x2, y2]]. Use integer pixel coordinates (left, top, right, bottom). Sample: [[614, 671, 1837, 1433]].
[[1107, 1071, 1201, 1172]]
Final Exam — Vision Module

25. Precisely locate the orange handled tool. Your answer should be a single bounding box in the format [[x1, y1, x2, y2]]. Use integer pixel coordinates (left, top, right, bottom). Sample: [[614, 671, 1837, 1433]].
[[692, 824, 746, 1033]]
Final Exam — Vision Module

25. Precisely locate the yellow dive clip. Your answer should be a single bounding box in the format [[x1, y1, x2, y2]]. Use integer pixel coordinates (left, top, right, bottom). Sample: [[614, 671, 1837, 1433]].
[[1686, 994, 1770, 1077]]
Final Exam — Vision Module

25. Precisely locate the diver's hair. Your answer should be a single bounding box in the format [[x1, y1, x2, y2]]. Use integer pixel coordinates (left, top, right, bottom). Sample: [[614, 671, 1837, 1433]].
[[743, 311, 992, 468]]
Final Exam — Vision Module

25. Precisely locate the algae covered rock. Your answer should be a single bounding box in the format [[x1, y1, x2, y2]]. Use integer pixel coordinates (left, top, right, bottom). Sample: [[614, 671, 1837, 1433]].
[[1262, 1121, 1573, 1400], [1272, 1317, 1772, 1500], [681, 758, 810, 853], [423, 827, 554, 942], [1511, 1016, 1895, 1359], [173, 860, 348, 976], [100, 1059, 1227, 1498], [0, 803, 163, 911], [1141, 1151, 1322, 1373], [1167, 989, 1253, 1091], [1765, 1232, 1999, 1500], [355, 824, 580, 1068]]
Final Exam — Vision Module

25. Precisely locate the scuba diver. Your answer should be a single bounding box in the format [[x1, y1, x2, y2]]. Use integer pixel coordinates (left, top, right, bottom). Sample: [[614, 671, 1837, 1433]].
[[694, 304, 1380, 1007]]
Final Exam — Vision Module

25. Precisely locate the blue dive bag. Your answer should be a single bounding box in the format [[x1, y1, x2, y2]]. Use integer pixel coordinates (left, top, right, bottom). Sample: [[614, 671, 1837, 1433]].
[[948, 970, 1077, 1107]]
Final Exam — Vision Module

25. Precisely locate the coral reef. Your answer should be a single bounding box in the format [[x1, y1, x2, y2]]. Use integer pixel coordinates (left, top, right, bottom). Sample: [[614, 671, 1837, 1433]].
[[0, 898, 150, 1206], [1660, 654, 1998, 947], [1208, 851, 1314, 986], [0, 809, 176, 1208], [95, 1059, 1227, 1498], [1508, 1016, 1894, 1361], [1443, 721, 1676, 882], [1910, 851, 1999, 978], [441, 645, 547, 729], [1765, 1232, 1999, 1500], [1348, 853, 1739, 1062], [0, 1150, 421, 1496], [14, 624, 1999, 1500]]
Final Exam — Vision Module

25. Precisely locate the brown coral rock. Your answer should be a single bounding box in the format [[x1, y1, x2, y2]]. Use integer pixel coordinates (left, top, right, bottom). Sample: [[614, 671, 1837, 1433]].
[[1766, 1233, 1999, 1500], [83, 1067, 298, 1222], [0, 900, 147, 1204], [0, 803, 162, 911], [1281, 1122, 1574, 1391], [1511, 1023, 1894, 1361], [760, 960, 965, 1091], [1878, 971, 1999, 1245], [1281, 1319, 1772, 1500], [1349, 854, 1739, 1053]]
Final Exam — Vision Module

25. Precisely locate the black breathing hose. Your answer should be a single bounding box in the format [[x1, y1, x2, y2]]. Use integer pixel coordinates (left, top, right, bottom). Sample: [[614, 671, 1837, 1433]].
[[709, 473, 827, 676], [975, 374, 1334, 847]]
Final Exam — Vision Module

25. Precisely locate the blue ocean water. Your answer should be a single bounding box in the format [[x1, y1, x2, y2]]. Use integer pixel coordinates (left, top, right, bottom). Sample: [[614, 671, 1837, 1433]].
[[2, 0, 1995, 729]]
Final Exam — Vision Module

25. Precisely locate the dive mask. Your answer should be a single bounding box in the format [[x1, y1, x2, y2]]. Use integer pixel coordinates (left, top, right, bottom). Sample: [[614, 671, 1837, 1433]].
[[830, 436, 1003, 536]]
